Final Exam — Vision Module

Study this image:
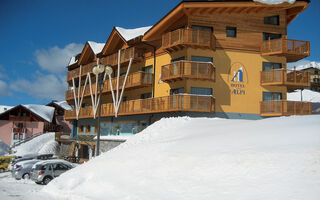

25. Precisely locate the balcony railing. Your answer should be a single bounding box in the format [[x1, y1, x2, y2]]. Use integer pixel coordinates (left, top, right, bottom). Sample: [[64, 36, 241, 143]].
[[162, 28, 215, 51], [261, 69, 310, 90], [66, 72, 152, 101], [64, 94, 215, 120], [261, 38, 310, 62], [161, 61, 215, 82], [67, 47, 144, 82], [260, 100, 312, 116]]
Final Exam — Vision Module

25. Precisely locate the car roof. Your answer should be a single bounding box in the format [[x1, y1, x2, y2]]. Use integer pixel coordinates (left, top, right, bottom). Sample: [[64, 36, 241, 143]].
[[34, 159, 73, 166], [17, 159, 40, 166]]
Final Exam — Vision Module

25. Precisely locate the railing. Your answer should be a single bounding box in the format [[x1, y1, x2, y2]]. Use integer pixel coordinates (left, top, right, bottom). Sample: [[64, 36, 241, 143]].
[[44, 124, 63, 132], [260, 100, 312, 116], [67, 47, 144, 81], [162, 28, 215, 50], [161, 61, 215, 81], [261, 38, 310, 62], [261, 69, 310, 87], [65, 72, 152, 100], [64, 94, 215, 120], [12, 128, 25, 133]]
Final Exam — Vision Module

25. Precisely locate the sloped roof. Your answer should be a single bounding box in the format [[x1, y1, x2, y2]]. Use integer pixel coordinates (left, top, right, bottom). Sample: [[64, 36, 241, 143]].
[[87, 41, 105, 55], [0, 106, 13, 114], [52, 101, 72, 111], [115, 26, 152, 41]]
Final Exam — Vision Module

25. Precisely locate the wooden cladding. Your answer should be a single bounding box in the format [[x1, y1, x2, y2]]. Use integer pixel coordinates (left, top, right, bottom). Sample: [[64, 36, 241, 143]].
[[67, 47, 143, 82], [260, 101, 312, 117], [64, 95, 215, 120], [66, 72, 153, 101], [161, 61, 215, 82], [261, 69, 310, 90], [261, 38, 310, 62], [162, 28, 215, 51]]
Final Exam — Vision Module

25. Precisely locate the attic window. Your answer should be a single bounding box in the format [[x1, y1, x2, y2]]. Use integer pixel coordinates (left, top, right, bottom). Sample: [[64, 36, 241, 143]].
[[226, 27, 237, 38], [264, 15, 280, 25]]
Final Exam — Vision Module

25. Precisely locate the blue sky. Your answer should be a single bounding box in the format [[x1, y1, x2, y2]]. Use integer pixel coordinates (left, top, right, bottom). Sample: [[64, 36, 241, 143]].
[[0, 0, 319, 106]]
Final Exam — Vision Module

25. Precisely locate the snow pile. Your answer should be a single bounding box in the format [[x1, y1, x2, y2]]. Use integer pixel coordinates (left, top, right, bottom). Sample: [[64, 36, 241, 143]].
[[287, 89, 320, 103], [295, 61, 320, 71], [43, 116, 320, 200], [53, 101, 72, 111], [0, 105, 13, 114], [13, 132, 58, 157], [253, 0, 296, 4], [87, 41, 104, 55], [116, 26, 152, 41], [0, 139, 9, 156], [22, 104, 54, 122]]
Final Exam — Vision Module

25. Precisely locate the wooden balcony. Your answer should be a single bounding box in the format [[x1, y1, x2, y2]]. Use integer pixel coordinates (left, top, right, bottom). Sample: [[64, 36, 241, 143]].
[[260, 100, 312, 117], [66, 72, 152, 101], [261, 38, 310, 62], [64, 94, 215, 120], [162, 28, 215, 52], [261, 69, 310, 91], [161, 61, 215, 82], [67, 47, 144, 82]]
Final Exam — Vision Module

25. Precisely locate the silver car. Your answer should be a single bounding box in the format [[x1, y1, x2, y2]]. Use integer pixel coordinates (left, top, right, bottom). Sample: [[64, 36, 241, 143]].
[[12, 160, 40, 180], [30, 160, 74, 185]]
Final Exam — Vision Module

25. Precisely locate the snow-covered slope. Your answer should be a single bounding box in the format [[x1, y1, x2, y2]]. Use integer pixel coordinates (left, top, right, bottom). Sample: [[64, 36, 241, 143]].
[[43, 116, 320, 200], [0, 139, 9, 156], [287, 89, 320, 103], [254, 0, 296, 4], [13, 132, 58, 157], [295, 61, 320, 71]]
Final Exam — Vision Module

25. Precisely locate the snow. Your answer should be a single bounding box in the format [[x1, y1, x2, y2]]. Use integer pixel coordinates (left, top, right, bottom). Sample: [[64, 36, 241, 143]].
[[42, 115, 320, 200], [12, 132, 58, 157], [22, 104, 55, 123], [53, 100, 72, 111], [0, 105, 13, 114], [87, 41, 104, 55], [68, 56, 77, 66], [253, 0, 296, 4], [0, 139, 9, 156], [287, 89, 320, 103], [295, 61, 320, 71], [115, 26, 152, 41]]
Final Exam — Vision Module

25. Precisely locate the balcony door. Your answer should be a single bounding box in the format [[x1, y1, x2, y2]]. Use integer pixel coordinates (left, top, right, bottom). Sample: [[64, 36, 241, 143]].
[[263, 32, 282, 41], [263, 92, 282, 101]]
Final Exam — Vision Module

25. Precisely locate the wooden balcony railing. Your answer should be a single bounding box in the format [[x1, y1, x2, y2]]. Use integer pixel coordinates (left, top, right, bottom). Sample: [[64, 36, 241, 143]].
[[67, 47, 144, 82], [66, 72, 152, 101], [261, 38, 310, 62], [161, 61, 215, 82], [261, 69, 310, 90], [162, 28, 215, 51], [64, 94, 215, 120], [260, 100, 312, 117]]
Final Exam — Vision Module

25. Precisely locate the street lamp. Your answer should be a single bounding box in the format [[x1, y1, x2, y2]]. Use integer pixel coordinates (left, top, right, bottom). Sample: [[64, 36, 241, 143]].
[[93, 64, 113, 156]]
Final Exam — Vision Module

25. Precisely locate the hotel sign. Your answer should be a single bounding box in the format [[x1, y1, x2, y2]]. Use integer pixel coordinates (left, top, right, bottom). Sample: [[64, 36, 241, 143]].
[[229, 62, 247, 95]]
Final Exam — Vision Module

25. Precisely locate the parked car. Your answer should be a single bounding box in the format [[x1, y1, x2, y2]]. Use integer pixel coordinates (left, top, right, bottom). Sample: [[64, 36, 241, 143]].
[[0, 156, 16, 172], [30, 160, 74, 185], [10, 153, 55, 171], [12, 160, 41, 180]]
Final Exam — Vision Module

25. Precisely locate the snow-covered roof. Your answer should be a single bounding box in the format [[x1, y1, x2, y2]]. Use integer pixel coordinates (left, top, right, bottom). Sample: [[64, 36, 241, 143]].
[[52, 101, 72, 111], [87, 41, 104, 55], [115, 26, 152, 41], [68, 56, 77, 66], [253, 0, 296, 4], [287, 89, 320, 103], [0, 105, 13, 114], [22, 104, 55, 123], [295, 62, 320, 71]]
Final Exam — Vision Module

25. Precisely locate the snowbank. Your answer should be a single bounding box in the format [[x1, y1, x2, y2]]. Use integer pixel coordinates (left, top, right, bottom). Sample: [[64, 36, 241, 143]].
[[287, 89, 320, 103], [254, 0, 296, 4], [43, 116, 320, 200], [0, 139, 9, 156], [13, 132, 58, 157], [115, 26, 152, 41]]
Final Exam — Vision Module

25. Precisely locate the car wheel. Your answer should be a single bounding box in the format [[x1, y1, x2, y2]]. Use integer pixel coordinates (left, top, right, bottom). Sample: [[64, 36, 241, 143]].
[[35, 181, 42, 185], [22, 173, 30, 179], [0, 168, 4, 173], [43, 176, 53, 185]]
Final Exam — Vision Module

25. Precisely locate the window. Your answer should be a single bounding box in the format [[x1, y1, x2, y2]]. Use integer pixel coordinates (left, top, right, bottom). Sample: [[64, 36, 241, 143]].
[[192, 25, 213, 32], [141, 93, 152, 99], [263, 32, 282, 41], [315, 70, 318, 75], [264, 15, 280, 25], [143, 65, 153, 74], [262, 62, 282, 71], [79, 125, 84, 133], [263, 92, 282, 101], [191, 56, 213, 63], [191, 87, 212, 95], [81, 103, 89, 108], [226, 26, 237, 38], [86, 125, 91, 133], [170, 88, 184, 95], [171, 57, 185, 63], [314, 78, 319, 83], [122, 96, 128, 102]]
